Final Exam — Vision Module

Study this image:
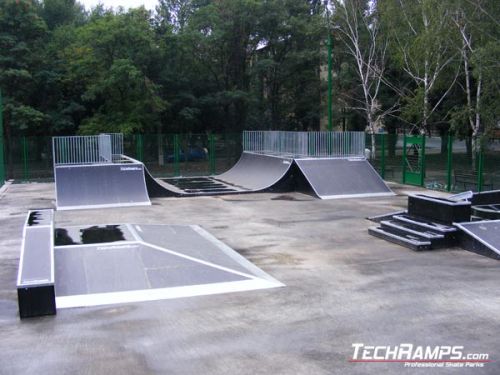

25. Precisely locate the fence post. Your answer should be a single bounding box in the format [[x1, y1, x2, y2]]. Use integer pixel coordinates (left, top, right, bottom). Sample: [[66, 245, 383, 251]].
[[420, 135, 426, 187], [22, 136, 29, 181], [380, 133, 386, 179], [446, 134, 453, 192], [173, 134, 180, 177], [209, 133, 216, 175], [402, 134, 407, 184], [477, 147, 484, 192], [0, 89, 4, 185]]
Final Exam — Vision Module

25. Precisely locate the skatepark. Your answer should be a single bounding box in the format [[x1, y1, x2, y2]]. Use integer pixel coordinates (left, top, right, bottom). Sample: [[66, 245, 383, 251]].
[[1, 180, 499, 374], [0, 130, 497, 374]]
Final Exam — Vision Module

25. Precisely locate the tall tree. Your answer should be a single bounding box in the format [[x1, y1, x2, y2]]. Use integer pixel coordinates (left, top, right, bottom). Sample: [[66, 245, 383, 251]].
[[250, 0, 323, 130], [332, 0, 394, 157], [450, 0, 499, 163], [0, 0, 48, 178], [380, 0, 460, 134], [60, 8, 166, 134]]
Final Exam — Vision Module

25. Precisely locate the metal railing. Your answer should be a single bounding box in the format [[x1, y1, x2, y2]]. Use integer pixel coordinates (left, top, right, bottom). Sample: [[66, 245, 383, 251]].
[[242, 131, 365, 158], [52, 133, 124, 166], [98, 134, 112, 162], [106, 133, 124, 156], [53, 134, 114, 165]]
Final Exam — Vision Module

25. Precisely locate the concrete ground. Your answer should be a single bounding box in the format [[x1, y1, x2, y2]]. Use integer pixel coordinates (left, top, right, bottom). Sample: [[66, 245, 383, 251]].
[[0, 182, 498, 375]]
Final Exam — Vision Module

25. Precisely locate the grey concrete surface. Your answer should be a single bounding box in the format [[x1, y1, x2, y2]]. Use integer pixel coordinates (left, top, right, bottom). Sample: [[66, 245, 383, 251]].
[[0, 182, 499, 375]]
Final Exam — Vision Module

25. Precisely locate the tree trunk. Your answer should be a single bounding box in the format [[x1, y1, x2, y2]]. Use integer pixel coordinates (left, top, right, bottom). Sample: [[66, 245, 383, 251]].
[[465, 136, 472, 160], [367, 111, 376, 160], [471, 134, 478, 171], [370, 131, 376, 161], [422, 86, 429, 135]]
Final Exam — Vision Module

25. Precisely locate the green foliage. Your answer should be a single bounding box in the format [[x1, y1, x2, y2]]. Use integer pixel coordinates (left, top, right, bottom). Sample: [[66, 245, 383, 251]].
[[0, 0, 48, 135], [0, 0, 497, 138]]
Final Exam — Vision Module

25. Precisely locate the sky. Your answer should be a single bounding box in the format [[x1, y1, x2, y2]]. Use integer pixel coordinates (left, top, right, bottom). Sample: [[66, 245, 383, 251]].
[[80, 0, 159, 11]]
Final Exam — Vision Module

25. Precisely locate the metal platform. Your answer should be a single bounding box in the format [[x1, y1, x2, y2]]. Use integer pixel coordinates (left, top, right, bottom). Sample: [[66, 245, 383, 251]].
[[54, 223, 284, 309]]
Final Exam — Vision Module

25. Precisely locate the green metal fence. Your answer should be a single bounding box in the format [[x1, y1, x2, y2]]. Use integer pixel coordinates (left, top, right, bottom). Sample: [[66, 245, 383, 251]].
[[2, 133, 242, 183], [366, 133, 500, 193], [2, 132, 499, 194]]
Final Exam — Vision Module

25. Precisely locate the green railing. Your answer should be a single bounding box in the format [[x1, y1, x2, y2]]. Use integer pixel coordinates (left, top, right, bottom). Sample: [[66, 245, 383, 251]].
[[366, 133, 499, 193], [1, 132, 499, 194], [1, 133, 242, 182]]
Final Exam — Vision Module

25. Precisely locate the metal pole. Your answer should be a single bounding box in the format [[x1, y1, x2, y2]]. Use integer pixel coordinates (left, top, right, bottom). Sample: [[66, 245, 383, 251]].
[[328, 33, 333, 131], [0, 89, 4, 185], [324, 1, 333, 131], [380, 133, 386, 179], [402, 134, 407, 184], [420, 135, 426, 187]]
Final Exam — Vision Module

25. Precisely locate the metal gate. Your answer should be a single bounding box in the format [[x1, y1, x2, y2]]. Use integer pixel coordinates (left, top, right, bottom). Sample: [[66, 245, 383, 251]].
[[402, 135, 425, 186]]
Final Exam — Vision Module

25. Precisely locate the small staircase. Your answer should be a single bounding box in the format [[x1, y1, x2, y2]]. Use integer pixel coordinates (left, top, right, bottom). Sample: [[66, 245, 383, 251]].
[[368, 194, 466, 251]]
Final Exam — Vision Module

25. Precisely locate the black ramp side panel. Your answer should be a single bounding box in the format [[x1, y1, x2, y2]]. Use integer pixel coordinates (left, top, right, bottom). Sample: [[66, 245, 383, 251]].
[[55, 163, 151, 210], [294, 158, 393, 199], [456, 220, 500, 260], [217, 152, 293, 191], [143, 164, 179, 197]]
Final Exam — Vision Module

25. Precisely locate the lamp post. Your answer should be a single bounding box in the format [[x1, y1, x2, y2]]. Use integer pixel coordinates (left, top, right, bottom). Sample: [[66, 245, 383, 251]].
[[325, 1, 333, 131]]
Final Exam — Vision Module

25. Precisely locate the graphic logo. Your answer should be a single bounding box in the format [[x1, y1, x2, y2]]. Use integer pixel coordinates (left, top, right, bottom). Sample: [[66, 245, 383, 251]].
[[120, 167, 142, 171], [349, 343, 492, 368]]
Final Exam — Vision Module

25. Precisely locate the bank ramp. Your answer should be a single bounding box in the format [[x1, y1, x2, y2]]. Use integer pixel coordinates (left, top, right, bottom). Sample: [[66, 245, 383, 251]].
[[294, 157, 393, 199]]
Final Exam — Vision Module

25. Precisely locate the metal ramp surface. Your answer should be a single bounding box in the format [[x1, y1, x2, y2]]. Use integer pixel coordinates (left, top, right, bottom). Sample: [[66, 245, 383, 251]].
[[54, 159, 151, 210], [294, 157, 393, 199], [455, 220, 500, 260], [146, 152, 294, 197], [54, 223, 283, 309]]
